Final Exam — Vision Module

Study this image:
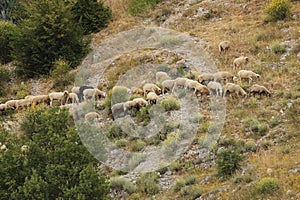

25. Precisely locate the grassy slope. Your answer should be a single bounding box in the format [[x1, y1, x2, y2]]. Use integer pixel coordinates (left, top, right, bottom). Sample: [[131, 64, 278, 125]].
[[98, 0, 300, 199]]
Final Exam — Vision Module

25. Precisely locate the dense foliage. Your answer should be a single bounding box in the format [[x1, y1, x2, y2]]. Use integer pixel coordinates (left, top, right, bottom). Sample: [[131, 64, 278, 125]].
[[265, 0, 291, 22], [0, 106, 110, 199], [11, 0, 90, 77], [0, 21, 17, 64], [72, 0, 112, 35]]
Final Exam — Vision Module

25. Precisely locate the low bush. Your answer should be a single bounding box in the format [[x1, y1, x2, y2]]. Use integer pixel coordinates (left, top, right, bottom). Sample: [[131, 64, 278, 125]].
[[161, 96, 180, 111], [265, 0, 291, 22], [254, 177, 280, 195]]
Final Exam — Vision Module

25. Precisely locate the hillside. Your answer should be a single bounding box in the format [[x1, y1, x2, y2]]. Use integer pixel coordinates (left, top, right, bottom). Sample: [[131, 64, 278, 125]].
[[1, 0, 300, 199]]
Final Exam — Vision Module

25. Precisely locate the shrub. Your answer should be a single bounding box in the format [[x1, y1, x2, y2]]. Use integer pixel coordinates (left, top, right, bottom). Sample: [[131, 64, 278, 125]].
[[11, 0, 90, 77], [110, 177, 137, 194], [184, 175, 196, 185], [50, 59, 74, 91], [161, 96, 180, 111], [245, 140, 257, 152], [0, 66, 10, 96], [0, 21, 18, 64], [271, 42, 286, 54], [216, 148, 244, 178], [135, 106, 151, 126], [129, 0, 163, 16], [129, 139, 145, 152], [71, 0, 112, 35], [265, 0, 291, 22], [107, 124, 126, 139], [255, 177, 280, 195], [137, 172, 160, 195]]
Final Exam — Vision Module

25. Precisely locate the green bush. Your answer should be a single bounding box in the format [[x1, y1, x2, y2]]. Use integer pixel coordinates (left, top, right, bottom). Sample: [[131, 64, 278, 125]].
[[0, 66, 10, 96], [271, 42, 286, 54], [265, 0, 291, 22], [161, 96, 180, 111], [110, 177, 137, 194], [50, 59, 74, 91], [71, 0, 112, 35], [108, 124, 126, 139], [216, 148, 244, 178], [0, 21, 17, 64], [129, 139, 146, 152], [255, 177, 280, 195], [137, 172, 160, 195], [129, 0, 163, 16], [11, 0, 90, 77]]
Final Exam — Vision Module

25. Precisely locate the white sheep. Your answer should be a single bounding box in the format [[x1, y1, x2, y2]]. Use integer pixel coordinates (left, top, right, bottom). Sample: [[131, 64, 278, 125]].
[[0, 144, 7, 151], [143, 83, 161, 96], [30, 95, 50, 106], [66, 92, 80, 104], [224, 83, 247, 98], [207, 81, 223, 97], [237, 70, 260, 84], [219, 41, 230, 52], [146, 92, 159, 104], [161, 80, 175, 95], [214, 71, 235, 83], [233, 55, 249, 70], [197, 73, 215, 85], [249, 84, 271, 96], [0, 104, 7, 111], [85, 112, 102, 122], [21, 145, 29, 153], [83, 88, 106, 101], [71, 86, 80, 94], [156, 71, 171, 83], [49, 91, 69, 106], [5, 100, 18, 109], [172, 77, 189, 93], [16, 98, 32, 109]]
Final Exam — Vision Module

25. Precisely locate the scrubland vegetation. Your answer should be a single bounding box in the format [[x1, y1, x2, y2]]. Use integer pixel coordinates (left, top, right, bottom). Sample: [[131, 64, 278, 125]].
[[0, 0, 300, 199]]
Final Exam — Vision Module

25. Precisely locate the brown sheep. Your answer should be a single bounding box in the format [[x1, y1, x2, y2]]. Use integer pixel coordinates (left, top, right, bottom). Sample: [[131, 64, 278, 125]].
[[85, 112, 102, 121], [143, 83, 161, 96], [197, 73, 215, 85], [237, 70, 260, 84], [249, 84, 271, 96], [233, 56, 249, 70], [224, 83, 247, 98], [214, 71, 236, 83], [219, 41, 230, 52]]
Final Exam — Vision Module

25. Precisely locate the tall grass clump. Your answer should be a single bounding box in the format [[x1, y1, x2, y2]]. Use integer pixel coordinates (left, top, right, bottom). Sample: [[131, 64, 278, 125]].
[[265, 0, 291, 22]]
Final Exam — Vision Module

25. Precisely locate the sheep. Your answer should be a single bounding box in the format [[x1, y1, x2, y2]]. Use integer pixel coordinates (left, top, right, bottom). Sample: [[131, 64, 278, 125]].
[[49, 91, 69, 106], [197, 73, 215, 85], [83, 88, 106, 101], [132, 97, 148, 109], [16, 98, 32, 109], [0, 104, 7, 111], [194, 83, 210, 96], [237, 70, 260, 84], [172, 77, 189, 93], [71, 86, 80, 94], [214, 71, 235, 83], [224, 83, 247, 98], [156, 71, 171, 83], [66, 92, 80, 104], [249, 84, 271, 96], [78, 86, 94, 102], [131, 87, 144, 96], [143, 83, 161, 96], [207, 81, 223, 97], [111, 102, 126, 118], [21, 145, 29, 153], [85, 112, 102, 122], [146, 92, 159, 104], [161, 79, 175, 95], [233, 55, 249, 70], [30, 95, 50, 106], [0, 144, 7, 151], [5, 100, 18, 109], [219, 41, 230, 52]]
